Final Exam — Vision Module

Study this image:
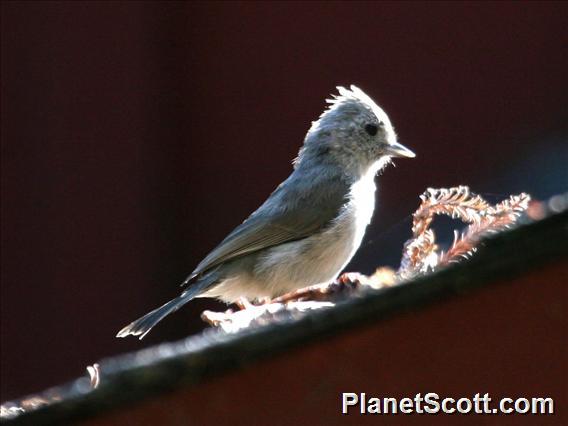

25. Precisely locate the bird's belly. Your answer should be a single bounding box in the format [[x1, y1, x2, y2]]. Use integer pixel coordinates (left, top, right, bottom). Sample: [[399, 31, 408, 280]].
[[202, 229, 357, 302], [253, 205, 371, 297], [204, 178, 376, 303]]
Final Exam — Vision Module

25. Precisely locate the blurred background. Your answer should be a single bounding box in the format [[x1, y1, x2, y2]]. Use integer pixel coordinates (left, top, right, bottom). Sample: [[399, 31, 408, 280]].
[[1, 2, 566, 401]]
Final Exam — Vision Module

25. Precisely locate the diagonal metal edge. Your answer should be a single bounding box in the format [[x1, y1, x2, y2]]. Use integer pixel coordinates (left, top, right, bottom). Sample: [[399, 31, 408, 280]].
[[2, 206, 567, 426]]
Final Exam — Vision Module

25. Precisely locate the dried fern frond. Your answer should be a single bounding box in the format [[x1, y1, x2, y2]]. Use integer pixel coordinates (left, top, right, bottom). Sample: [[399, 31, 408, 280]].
[[398, 229, 438, 275], [412, 186, 489, 235], [398, 187, 530, 279]]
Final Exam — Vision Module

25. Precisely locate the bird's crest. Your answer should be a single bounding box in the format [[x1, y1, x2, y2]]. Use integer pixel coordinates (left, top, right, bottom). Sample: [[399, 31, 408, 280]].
[[322, 85, 392, 128]]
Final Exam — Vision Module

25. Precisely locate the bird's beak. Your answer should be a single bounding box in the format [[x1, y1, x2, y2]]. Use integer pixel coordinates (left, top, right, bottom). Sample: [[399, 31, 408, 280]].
[[384, 141, 416, 158]]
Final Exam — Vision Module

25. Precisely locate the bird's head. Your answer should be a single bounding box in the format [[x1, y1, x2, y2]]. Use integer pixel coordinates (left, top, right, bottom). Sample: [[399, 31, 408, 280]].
[[296, 85, 415, 177]]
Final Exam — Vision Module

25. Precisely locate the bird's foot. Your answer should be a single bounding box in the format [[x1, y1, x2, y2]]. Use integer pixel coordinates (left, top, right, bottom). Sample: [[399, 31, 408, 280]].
[[336, 272, 365, 289]]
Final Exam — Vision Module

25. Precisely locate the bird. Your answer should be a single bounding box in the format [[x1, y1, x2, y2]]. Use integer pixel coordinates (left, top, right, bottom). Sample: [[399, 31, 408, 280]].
[[117, 85, 415, 339]]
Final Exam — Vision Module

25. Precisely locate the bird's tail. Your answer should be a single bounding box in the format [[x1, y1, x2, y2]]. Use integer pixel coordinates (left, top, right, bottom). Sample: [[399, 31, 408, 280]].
[[116, 277, 215, 339]]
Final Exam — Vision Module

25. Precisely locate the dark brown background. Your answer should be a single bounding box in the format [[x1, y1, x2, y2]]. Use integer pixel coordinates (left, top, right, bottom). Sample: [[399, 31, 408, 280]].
[[1, 2, 566, 402]]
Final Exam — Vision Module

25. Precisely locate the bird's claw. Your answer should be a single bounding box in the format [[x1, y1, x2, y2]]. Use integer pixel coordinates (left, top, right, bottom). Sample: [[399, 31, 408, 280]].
[[336, 272, 365, 288]]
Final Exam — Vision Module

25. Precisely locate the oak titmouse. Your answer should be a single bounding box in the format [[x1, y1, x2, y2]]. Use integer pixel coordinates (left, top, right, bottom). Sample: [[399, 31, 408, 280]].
[[117, 85, 415, 339]]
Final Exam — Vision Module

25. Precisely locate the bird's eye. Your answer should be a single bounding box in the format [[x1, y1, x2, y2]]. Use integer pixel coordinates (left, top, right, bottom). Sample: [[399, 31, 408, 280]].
[[364, 124, 378, 136]]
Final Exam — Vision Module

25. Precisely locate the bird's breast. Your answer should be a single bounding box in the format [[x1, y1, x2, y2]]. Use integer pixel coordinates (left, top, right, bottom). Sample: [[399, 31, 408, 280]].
[[346, 170, 377, 237], [248, 172, 377, 297]]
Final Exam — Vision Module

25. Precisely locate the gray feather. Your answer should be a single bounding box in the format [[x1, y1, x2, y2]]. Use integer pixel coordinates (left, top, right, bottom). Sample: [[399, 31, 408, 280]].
[[184, 165, 350, 284], [116, 272, 218, 339]]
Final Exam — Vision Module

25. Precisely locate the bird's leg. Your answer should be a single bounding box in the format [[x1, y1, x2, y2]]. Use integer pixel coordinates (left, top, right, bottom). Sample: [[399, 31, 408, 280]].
[[266, 273, 368, 306]]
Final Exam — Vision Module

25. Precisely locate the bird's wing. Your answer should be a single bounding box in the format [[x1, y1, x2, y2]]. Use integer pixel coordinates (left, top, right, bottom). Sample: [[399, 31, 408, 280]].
[[185, 175, 349, 283]]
